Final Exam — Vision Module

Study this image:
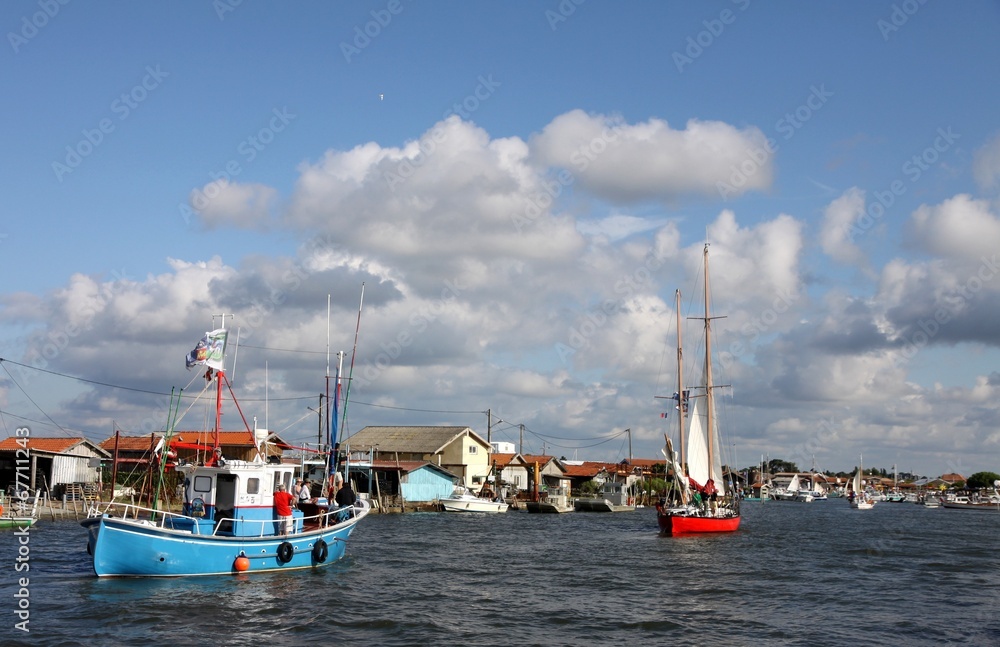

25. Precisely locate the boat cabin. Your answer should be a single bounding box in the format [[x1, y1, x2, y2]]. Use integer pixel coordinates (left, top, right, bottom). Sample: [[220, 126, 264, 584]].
[[176, 460, 306, 537]]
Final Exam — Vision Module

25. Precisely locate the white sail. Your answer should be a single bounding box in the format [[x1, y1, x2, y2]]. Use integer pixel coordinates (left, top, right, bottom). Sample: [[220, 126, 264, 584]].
[[685, 392, 727, 494], [787, 474, 800, 493], [686, 396, 709, 487]]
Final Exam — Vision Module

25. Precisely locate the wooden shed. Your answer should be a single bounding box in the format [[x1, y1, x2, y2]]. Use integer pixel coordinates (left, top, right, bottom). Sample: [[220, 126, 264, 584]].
[[0, 436, 109, 498]]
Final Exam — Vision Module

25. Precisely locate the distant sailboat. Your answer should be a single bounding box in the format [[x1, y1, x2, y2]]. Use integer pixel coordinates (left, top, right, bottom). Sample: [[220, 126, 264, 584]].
[[657, 245, 741, 535], [848, 456, 875, 510]]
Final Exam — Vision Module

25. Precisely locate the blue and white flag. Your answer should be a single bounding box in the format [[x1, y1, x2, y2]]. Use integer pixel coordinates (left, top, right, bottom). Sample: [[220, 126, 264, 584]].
[[185, 329, 228, 370]]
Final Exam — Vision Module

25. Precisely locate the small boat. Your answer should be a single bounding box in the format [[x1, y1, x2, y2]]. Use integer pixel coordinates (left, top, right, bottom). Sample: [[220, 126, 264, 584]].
[[940, 494, 1000, 511], [574, 479, 637, 512], [525, 486, 574, 513], [440, 486, 509, 513], [656, 246, 740, 535], [81, 326, 370, 577], [772, 475, 814, 502], [921, 494, 942, 508], [0, 490, 40, 529], [847, 457, 876, 510]]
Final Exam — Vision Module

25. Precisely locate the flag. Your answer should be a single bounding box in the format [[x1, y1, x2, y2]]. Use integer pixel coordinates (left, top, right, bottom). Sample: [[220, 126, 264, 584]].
[[185, 329, 228, 370], [660, 412, 668, 418]]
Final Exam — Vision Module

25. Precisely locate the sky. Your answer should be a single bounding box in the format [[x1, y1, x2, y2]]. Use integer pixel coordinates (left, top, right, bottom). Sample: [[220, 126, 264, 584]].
[[2, 1, 1000, 478]]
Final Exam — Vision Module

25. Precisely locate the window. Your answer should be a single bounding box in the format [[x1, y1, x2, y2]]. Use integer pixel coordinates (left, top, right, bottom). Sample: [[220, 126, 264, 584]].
[[247, 478, 259, 495], [193, 476, 213, 493], [469, 445, 478, 454]]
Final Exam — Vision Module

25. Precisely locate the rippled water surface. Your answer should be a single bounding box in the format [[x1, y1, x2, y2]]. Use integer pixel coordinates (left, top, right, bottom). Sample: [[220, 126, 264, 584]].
[[2, 502, 999, 646]]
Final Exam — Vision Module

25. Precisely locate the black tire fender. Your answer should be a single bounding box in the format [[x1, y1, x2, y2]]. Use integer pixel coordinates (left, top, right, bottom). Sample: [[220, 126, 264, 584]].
[[312, 538, 328, 563], [276, 541, 294, 563]]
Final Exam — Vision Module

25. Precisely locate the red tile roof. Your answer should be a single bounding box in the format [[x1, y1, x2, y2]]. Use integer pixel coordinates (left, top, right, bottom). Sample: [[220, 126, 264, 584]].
[[99, 434, 162, 452], [99, 431, 285, 450], [0, 436, 88, 453]]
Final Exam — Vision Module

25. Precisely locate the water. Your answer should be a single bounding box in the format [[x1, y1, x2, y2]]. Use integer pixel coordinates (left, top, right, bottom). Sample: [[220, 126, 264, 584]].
[[2, 502, 999, 646]]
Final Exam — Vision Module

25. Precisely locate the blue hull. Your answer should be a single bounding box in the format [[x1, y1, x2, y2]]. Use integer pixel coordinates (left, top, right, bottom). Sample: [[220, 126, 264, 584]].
[[83, 503, 368, 577]]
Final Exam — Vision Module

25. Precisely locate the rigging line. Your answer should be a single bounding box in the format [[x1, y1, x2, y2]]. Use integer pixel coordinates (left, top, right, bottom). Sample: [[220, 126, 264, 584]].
[[237, 343, 326, 355], [348, 399, 485, 415], [519, 424, 632, 443], [0, 358, 321, 403], [0, 409, 90, 436], [0, 357, 169, 396], [0, 361, 71, 435]]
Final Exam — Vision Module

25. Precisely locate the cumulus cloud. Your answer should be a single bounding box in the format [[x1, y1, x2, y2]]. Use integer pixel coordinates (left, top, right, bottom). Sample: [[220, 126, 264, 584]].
[[529, 109, 773, 202], [819, 188, 866, 265], [973, 132, 1000, 192], [189, 180, 277, 230], [907, 194, 1000, 259]]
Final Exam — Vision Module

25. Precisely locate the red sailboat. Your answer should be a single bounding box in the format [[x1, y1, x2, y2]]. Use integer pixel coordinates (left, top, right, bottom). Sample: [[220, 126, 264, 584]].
[[657, 245, 741, 535]]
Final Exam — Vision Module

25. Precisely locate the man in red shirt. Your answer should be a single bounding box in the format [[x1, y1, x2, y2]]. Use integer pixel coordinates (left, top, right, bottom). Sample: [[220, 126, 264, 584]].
[[274, 483, 295, 535]]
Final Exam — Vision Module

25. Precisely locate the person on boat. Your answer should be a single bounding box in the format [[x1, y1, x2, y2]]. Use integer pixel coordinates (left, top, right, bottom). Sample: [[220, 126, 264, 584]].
[[335, 480, 357, 508], [274, 483, 296, 535], [294, 479, 312, 504], [703, 479, 718, 510], [205, 447, 225, 467]]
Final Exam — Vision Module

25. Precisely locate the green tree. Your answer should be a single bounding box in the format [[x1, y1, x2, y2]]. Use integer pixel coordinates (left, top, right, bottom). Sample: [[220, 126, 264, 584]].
[[768, 458, 799, 473], [966, 471, 1000, 489]]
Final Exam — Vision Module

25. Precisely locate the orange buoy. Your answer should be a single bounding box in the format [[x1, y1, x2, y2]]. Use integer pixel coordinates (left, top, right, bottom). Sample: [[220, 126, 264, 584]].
[[233, 555, 250, 572]]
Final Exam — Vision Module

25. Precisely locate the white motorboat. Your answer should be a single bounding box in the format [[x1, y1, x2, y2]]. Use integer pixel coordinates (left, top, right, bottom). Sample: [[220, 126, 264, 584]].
[[440, 486, 509, 513]]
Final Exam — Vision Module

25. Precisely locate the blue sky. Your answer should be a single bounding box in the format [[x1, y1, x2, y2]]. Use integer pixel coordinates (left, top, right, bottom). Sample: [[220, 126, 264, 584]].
[[3, 1, 1000, 478]]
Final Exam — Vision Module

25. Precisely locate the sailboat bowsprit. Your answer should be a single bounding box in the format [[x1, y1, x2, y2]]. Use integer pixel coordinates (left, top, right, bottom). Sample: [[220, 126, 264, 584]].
[[81, 326, 369, 577], [657, 245, 741, 535]]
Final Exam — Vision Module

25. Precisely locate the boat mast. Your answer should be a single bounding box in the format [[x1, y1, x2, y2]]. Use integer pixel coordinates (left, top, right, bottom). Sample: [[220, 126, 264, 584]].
[[703, 244, 715, 481], [676, 289, 686, 470]]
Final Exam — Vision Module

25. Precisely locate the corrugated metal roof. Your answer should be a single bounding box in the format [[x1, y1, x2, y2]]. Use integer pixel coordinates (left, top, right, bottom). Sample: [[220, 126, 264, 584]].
[[342, 426, 486, 454]]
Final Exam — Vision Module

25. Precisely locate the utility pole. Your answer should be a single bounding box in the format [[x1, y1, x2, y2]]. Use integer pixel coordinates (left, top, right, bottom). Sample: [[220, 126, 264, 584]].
[[519, 424, 524, 455]]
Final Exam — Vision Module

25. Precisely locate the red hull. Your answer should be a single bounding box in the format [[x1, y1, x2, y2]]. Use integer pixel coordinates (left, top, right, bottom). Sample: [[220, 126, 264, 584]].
[[658, 513, 740, 535]]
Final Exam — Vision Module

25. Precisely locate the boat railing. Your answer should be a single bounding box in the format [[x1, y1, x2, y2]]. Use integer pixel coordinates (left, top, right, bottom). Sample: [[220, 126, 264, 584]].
[[87, 499, 369, 536], [86, 501, 211, 531], [211, 501, 368, 537]]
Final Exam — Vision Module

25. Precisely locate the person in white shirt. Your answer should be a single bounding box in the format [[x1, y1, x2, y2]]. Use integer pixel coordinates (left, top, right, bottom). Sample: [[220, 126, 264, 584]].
[[294, 479, 312, 504]]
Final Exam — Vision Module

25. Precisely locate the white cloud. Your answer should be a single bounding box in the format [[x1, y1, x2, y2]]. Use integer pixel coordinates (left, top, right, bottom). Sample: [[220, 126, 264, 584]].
[[189, 180, 277, 230], [819, 187, 866, 265], [907, 194, 1000, 259], [973, 132, 1000, 192], [529, 109, 773, 202]]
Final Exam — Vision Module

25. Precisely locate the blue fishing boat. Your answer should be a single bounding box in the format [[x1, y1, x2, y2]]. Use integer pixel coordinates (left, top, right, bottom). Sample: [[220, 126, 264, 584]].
[[81, 325, 369, 577]]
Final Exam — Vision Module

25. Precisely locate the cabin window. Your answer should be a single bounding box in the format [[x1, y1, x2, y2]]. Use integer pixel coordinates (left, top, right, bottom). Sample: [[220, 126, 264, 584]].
[[247, 478, 260, 495], [468, 445, 478, 454], [193, 476, 213, 493], [272, 473, 281, 493]]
